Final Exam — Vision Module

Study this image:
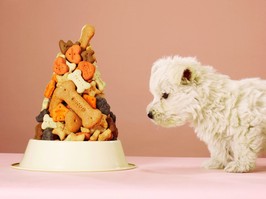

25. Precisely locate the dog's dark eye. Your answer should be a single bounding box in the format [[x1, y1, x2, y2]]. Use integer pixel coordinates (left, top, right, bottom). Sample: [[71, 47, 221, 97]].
[[162, 93, 169, 99]]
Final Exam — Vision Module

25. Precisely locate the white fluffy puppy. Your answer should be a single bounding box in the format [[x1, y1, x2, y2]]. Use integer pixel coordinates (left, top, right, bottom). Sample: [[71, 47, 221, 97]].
[[147, 56, 266, 173]]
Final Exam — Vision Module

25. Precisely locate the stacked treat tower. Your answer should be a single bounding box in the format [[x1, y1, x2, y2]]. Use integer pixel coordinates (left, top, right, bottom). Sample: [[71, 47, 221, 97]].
[[35, 24, 118, 142]]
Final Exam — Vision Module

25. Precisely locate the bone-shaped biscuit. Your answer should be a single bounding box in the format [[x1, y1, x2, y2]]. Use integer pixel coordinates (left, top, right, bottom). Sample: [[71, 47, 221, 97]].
[[41, 97, 49, 110], [79, 24, 95, 50], [89, 130, 101, 141], [66, 60, 76, 73], [52, 125, 70, 141], [65, 110, 82, 132], [68, 70, 91, 93], [93, 69, 106, 92], [53, 81, 102, 128], [84, 81, 101, 97], [98, 129, 112, 141], [41, 114, 57, 129]]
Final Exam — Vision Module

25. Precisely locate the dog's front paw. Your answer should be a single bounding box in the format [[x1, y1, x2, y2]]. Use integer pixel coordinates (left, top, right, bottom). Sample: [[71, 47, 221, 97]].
[[203, 159, 224, 170], [224, 161, 255, 173]]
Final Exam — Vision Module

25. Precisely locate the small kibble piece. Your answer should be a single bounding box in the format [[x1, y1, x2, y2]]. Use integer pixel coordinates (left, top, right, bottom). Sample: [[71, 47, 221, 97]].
[[96, 96, 110, 115], [42, 128, 59, 140], [36, 109, 49, 123]]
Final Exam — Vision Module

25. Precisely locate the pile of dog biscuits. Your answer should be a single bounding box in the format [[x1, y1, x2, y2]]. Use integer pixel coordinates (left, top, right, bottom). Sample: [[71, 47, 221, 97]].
[[35, 24, 118, 141]]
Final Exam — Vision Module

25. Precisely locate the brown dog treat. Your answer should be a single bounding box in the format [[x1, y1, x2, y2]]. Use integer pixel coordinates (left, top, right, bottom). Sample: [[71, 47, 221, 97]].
[[96, 96, 110, 115], [81, 48, 96, 63], [107, 116, 118, 140], [34, 123, 43, 140], [42, 128, 59, 140], [79, 24, 95, 50], [36, 109, 49, 123], [59, 40, 73, 54], [65, 110, 82, 132], [53, 81, 102, 128]]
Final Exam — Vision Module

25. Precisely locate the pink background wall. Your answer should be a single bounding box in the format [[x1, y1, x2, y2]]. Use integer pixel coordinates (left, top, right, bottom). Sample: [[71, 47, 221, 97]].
[[1, 0, 266, 157]]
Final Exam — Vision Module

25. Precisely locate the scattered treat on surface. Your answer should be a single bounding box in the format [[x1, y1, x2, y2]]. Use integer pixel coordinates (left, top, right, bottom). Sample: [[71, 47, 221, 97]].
[[35, 24, 119, 141]]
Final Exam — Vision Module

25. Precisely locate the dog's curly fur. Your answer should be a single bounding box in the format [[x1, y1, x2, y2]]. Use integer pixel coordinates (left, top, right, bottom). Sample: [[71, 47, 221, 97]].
[[147, 56, 266, 172]]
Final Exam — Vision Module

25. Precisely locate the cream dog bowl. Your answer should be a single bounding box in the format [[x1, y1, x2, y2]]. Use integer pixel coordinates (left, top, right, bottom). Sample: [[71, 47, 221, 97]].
[[12, 139, 135, 172]]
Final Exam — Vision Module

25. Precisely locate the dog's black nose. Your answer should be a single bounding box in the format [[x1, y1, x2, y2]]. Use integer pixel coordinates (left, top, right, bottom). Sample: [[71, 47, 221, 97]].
[[147, 111, 154, 119]]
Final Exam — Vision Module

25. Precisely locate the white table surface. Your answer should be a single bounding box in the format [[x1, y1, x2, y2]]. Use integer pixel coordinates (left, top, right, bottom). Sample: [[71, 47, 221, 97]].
[[0, 153, 266, 199]]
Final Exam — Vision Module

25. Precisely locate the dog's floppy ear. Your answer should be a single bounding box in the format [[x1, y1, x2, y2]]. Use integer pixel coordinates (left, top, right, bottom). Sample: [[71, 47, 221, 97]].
[[181, 67, 196, 85]]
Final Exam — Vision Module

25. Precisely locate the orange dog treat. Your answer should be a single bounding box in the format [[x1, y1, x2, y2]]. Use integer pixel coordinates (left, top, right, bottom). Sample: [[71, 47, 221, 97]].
[[65, 44, 82, 64], [83, 94, 96, 109], [53, 57, 69, 75], [77, 61, 95, 81], [50, 103, 69, 122], [44, 79, 56, 98]]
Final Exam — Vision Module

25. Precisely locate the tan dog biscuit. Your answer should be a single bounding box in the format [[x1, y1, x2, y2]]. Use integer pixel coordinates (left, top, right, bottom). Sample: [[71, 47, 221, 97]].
[[52, 126, 69, 141], [93, 69, 106, 92], [76, 132, 91, 140], [89, 130, 101, 141], [54, 80, 102, 128], [98, 129, 112, 141], [64, 133, 85, 141], [84, 81, 101, 97], [79, 24, 95, 50], [48, 93, 63, 114], [65, 110, 82, 132]]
